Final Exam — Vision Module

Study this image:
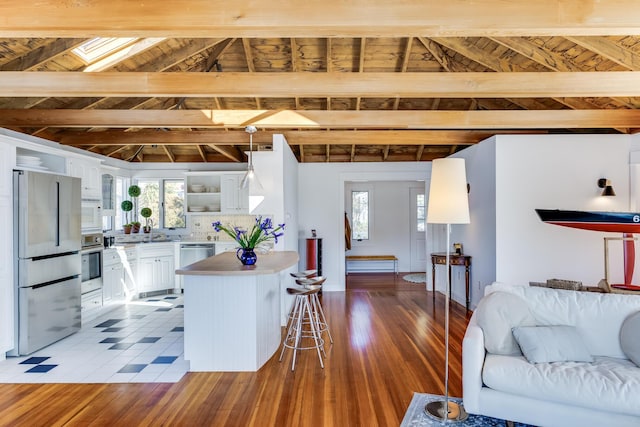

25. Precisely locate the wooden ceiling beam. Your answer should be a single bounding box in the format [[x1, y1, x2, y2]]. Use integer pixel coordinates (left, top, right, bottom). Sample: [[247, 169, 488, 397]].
[[1, 1, 639, 37], [5, 71, 640, 98], [6, 108, 640, 129], [59, 130, 274, 145], [58, 129, 542, 146], [161, 145, 176, 162], [490, 36, 634, 110], [195, 145, 208, 162], [206, 144, 244, 162]]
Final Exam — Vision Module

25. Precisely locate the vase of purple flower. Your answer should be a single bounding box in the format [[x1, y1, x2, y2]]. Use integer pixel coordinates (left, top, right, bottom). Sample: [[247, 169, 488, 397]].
[[212, 216, 285, 265]]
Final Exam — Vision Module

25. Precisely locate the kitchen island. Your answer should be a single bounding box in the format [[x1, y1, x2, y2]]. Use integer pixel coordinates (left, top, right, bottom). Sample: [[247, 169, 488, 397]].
[[176, 251, 298, 371]]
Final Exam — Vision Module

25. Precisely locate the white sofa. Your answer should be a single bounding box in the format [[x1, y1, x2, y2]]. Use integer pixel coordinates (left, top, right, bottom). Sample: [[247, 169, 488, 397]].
[[462, 282, 640, 427]]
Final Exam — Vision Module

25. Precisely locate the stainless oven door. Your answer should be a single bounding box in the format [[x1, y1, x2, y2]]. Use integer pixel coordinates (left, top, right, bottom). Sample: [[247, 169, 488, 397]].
[[81, 248, 103, 294]]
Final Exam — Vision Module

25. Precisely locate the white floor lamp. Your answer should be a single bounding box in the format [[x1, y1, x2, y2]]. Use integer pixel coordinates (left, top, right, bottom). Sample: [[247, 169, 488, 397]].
[[424, 157, 470, 423]]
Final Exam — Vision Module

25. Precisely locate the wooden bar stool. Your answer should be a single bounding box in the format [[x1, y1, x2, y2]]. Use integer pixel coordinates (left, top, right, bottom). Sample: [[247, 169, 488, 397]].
[[279, 285, 325, 371]]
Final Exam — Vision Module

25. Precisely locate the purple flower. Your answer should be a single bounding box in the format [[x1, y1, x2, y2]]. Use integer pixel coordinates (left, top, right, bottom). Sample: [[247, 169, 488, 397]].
[[260, 217, 273, 231], [212, 221, 222, 231]]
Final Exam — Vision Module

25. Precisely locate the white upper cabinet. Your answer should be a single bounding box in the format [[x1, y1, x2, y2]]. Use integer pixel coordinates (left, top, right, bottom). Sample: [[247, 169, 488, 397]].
[[221, 173, 249, 213], [67, 157, 102, 200], [185, 172, 248, 215]]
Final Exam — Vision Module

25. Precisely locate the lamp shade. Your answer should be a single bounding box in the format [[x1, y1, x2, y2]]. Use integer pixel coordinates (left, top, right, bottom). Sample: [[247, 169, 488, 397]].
[[427, 158, 470, 224]]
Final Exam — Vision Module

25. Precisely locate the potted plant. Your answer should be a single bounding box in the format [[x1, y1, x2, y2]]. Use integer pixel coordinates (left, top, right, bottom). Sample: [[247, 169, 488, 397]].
[[128, 184, 141, 227], [141, 207, 153, 233], [212, 216, 285, 266], [121, 200, 133, 234]]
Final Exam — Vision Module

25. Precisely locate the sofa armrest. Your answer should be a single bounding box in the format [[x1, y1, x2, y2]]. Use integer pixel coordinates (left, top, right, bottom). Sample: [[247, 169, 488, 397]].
[[462, 312, 486, 414]]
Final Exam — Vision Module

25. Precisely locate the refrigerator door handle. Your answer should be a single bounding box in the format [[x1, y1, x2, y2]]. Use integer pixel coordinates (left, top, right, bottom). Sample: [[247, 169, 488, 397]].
[[56, 181, 60, 247], [31, 274, 81, 290]]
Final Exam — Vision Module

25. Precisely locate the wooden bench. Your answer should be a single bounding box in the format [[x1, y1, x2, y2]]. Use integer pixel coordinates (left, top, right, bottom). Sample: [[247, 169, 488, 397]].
[[345, 255, 398, 275]]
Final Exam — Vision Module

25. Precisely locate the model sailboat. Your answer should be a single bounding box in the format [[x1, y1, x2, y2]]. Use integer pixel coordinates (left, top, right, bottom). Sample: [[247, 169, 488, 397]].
[[536, 209, 640, 291]]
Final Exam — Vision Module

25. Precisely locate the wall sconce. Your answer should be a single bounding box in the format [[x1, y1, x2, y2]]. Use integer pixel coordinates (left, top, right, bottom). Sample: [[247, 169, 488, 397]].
[[598, 178, 616, 196]]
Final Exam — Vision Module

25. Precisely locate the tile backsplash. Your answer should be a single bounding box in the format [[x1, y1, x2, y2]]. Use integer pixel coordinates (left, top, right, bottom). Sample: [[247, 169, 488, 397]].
[[187, 214, 262, 242]]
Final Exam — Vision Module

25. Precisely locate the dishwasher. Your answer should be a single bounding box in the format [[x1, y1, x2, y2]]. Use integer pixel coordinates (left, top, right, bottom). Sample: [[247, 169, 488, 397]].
[[179, 243, 215, 290], [180, 243, 215, 267]]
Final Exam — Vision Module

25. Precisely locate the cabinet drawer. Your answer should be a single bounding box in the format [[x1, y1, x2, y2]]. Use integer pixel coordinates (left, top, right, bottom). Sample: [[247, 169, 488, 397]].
[[139, 245, 174, 259], [124, 248, 137, 260], [81, 289, 102, 312], [103, 249, 121, 267], [432, 255, 469, 266]]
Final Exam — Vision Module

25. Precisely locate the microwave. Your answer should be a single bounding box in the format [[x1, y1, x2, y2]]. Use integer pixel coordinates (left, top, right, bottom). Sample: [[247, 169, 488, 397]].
[[81, 199, 102, 231]]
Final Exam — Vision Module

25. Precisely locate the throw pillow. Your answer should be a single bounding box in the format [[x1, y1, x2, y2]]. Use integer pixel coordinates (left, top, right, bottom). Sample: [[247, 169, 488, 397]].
[[620, 311, 640, 367], [475, 291, 536, 355], [512, 325, 593, 364]]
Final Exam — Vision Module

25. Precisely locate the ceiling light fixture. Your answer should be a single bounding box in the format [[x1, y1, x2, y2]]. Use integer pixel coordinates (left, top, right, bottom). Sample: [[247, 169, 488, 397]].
[[598, 178, 616, 196], [241, 125, 262, 190]]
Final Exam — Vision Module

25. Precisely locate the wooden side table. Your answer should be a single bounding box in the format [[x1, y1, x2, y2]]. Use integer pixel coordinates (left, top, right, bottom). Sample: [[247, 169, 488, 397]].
[[431, 252, 472, 310]]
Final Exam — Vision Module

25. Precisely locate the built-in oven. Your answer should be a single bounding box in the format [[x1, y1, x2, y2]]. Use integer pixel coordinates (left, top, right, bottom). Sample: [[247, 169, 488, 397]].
[[81, 232, 103, 295]]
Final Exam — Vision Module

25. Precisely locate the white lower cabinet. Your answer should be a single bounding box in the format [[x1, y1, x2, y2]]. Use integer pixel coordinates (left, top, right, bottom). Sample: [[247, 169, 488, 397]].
[[103, 261, 124, 304], [102, 248, 127, 306], [81, 289, 103, 320], [137, 243, 176, 295], [123, 247, 137, 297]]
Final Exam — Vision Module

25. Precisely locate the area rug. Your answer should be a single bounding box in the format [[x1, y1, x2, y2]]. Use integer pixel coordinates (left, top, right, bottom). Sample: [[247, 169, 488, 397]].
[[401, 393, 536, 427], [403, 273, 427, 283]]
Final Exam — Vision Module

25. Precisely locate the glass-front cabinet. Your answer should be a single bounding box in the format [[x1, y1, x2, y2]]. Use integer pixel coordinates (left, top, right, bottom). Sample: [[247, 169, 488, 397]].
[[102, 173, 116, 216]]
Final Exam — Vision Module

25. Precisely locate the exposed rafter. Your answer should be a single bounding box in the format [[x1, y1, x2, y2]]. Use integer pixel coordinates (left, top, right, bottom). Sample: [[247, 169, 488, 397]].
[[3, 109, 639, 129], [1, 1, 639, 37]]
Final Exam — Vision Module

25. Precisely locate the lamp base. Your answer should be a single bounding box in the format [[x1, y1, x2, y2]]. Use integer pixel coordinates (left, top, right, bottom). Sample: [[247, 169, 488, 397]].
[[424, 400, 469, 423]]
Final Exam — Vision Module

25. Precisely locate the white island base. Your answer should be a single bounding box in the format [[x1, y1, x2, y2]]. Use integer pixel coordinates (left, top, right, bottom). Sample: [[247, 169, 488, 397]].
[[177, 251, 298, 372]]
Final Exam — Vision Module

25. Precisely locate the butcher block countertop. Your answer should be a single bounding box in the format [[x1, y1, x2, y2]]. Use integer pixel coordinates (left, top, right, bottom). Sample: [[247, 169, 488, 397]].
[[175, 250, 299, 276]]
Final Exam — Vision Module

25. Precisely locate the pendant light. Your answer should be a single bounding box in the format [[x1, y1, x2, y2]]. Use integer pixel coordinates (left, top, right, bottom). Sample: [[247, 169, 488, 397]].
[[241, 125, 262, 190]]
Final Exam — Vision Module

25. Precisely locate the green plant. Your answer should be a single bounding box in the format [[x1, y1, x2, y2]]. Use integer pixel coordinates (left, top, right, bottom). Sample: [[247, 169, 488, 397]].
[[128, 184, 141, 198], [140, 207, 152, 226], [212, 216, 285, 249], [121, 200, 133, 225]]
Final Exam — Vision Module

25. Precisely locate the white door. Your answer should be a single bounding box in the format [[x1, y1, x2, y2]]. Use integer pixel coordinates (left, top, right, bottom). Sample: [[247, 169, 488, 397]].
[[410, 188, 427, 272]]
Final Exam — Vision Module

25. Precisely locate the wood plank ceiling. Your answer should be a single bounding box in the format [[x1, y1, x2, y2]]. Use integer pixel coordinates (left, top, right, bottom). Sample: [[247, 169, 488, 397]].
[[1, 0, 640, 163]]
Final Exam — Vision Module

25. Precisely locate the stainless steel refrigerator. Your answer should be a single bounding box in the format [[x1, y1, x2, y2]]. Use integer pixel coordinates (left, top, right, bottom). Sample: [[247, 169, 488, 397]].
[[10, 170, 82, 356]]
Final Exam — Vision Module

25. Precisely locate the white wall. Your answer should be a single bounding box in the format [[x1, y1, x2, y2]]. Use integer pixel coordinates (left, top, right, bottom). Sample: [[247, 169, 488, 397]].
[[298, 163, 428, 291], [344, 180, 425, 272], [252, 134, 299, 253], [455, 133, 634, 308], [445, 138, 497, 305]]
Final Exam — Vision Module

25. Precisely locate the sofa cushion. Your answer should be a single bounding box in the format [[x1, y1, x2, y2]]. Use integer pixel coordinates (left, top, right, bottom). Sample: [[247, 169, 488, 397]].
[[486, 282, 640, 358], [620, 311, 640, 367], [475, 291, 536, 355], [512, 325, 593, 363], [482, 354, 640, 417]]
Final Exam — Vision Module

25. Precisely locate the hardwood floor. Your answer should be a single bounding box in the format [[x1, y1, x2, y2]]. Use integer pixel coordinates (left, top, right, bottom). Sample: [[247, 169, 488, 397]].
[[0, 273, 473, 426]]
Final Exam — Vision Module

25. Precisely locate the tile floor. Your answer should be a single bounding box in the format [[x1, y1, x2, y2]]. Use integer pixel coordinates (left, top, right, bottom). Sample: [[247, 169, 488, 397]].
[[0, 295, 188, 383]]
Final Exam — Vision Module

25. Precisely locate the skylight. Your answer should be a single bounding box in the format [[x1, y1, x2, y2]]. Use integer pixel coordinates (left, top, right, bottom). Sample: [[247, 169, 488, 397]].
[[72, 37, 139, 65]]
